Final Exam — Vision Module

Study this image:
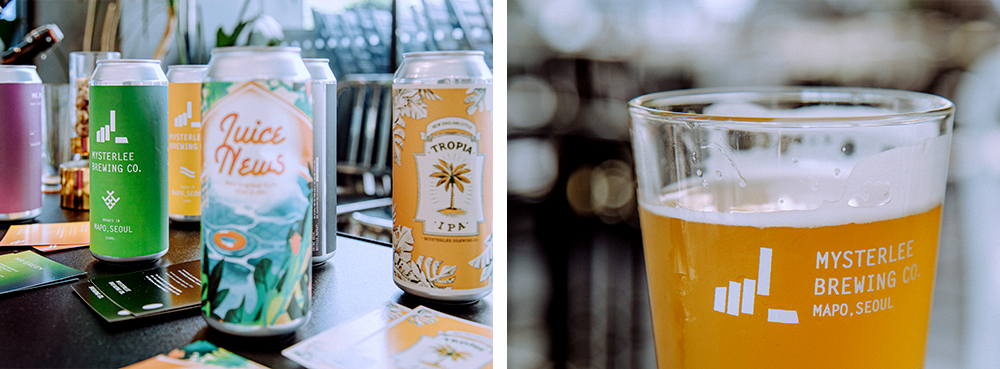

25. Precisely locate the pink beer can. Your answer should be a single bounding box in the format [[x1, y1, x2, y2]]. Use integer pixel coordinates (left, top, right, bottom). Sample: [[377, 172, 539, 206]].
[[0, 65, 43, 221]]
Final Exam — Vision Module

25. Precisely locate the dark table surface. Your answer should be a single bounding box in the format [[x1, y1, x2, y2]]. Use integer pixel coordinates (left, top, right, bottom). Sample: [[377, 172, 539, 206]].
[[0, 193, 492, 368]]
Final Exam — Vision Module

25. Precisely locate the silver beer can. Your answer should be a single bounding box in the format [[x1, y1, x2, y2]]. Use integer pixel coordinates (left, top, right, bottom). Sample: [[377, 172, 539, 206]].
[[303, 58, 338, 265], [0, 66, 43, 221], [201, 47, 313, 336], [391, 51, 494, 302]]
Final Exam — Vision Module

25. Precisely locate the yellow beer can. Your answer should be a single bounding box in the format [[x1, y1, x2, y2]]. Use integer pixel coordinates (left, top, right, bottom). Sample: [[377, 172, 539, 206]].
[[166, 65, 207, 222], [392, 51, 493, 302]]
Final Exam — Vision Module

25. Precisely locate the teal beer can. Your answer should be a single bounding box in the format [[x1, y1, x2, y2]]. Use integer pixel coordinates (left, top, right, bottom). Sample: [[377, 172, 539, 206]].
[[201, 47, 313, 336], [89, 60, 169, 262]]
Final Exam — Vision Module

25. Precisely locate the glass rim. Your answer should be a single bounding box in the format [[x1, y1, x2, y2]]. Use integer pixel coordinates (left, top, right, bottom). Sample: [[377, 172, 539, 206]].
[[628, 86, 954, 128]]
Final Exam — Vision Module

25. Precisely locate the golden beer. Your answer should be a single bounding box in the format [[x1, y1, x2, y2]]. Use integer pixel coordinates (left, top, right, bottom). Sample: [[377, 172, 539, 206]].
[[628, 87, 954, 368], [639, 197, 941, 369]]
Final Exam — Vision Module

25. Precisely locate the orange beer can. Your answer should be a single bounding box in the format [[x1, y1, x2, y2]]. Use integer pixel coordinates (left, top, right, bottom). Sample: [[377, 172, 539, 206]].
[[391, 51, 493, 302], [166, 65, 207, 222]]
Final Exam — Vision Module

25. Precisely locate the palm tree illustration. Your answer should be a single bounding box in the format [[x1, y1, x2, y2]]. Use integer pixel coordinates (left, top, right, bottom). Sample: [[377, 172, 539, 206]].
[[430, 159, 471, 215], [423, 344, 470, 367]]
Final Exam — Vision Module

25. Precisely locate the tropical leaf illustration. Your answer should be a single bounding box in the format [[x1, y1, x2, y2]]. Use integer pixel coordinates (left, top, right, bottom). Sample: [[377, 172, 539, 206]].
[[464, 87, 491, 115], [469, 232, 493, 282], [411, 255, 457, 286], [392, 88, 441, 166], [392, 206, 457, 289], [202, 82, 234, 112], [386, 302, 408, 321], [420, 89, 442, 102], [406, 309, 439, 327], [214, 200, 312, 326]]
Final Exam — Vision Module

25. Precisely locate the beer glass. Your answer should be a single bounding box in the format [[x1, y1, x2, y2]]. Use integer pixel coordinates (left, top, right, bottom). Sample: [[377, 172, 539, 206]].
[[628, 87, 953, 368]]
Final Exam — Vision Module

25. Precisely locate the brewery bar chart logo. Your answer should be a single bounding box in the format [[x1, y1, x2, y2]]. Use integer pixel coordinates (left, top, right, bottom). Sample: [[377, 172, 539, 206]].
[[712, 247, 800, 324], [173, 101, 201, 128], [95, 110, 128, 144]]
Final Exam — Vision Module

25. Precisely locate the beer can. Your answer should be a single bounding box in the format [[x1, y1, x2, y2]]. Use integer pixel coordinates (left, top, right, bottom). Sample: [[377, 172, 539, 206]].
[[201, 47, 313, 336], [167, 65, 208, 222], [0, 66, 43, 221], [88, 60, 169, 262], [391, 51, 493, 302], [303, 58, 337, 265]]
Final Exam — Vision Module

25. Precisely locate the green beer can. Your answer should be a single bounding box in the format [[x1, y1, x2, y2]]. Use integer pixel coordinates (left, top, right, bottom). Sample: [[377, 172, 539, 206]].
[[89, 60, 169, 262]]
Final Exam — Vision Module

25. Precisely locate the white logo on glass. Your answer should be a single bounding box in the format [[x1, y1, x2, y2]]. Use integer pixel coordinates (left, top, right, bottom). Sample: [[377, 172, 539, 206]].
[[712, 247, 800, 324], [103, 190, 120, 210], [174, 101, 201, 128], [96, 110, 128, 144]]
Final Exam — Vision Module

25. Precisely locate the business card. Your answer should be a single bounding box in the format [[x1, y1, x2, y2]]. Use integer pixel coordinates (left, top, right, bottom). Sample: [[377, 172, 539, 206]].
[[283, 302, 412, 368], [123, 340, 269, 369], [71, 281, 132, 323], [73, 260, 202, 322], [0, 221, 90, 252], [0, 251, 85, 295], [284, 304, 492, 369]]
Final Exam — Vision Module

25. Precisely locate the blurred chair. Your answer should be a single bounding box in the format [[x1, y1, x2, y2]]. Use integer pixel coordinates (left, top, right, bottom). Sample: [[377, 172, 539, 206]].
[[337, 73, 393, 199]]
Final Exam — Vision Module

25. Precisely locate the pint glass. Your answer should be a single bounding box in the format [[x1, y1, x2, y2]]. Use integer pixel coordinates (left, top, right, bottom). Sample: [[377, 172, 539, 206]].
[[628, 88, 954, 368]]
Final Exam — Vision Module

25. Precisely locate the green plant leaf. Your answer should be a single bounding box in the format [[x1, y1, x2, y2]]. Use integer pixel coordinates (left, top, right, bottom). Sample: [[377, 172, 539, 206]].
[[276, 270, 287, 293], [300, 272, 309, 293], [287, 292, 303, 319], [216, 21, 250, 47], [223, 298, 247, 323], [253, 258, 273, 287], [207, 261, 225, 307], [212, 288, 230, 308]]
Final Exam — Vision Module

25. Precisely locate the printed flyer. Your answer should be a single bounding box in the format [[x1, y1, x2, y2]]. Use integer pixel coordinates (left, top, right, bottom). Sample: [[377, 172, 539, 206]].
[[0, 251, 85, 295], [0, 221, 90, 252], [73, 260, 201, 322], [283, 304, 492, 369], [123, 340, 268, 369], [283, 302, 412, 368]]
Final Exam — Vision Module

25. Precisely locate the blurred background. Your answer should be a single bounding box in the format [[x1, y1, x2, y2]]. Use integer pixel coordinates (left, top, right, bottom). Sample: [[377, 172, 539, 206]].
[[508, 0, 1000, 368]]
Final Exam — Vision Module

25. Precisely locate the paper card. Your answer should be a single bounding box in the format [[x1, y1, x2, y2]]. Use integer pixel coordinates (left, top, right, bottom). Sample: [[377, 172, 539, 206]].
[[71, 281, 133, 323], [74, 260, 202, 322], [0, 221, 90, 247], [291, 306, 493, 369], [32, 243, 89, 253], [0, 251, 85, 295], [122, 341, 269, 369], [91, 260, 202, 318], [283, 302, 412, 368]]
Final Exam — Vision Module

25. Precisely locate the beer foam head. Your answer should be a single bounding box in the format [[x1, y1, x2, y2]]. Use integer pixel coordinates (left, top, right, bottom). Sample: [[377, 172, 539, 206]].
[[643, 134, 950, 228]]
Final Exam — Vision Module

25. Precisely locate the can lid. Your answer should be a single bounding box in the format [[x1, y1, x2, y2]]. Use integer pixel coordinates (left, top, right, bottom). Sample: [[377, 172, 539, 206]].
[[211, 46, 302, 55], [167, 64, 209, 70], [402, 51, 485, 58], [96, 59, 162, 64], [167, 64, 209, 83], [204, 46, 310, 82], [0, 65, 41, 83], [304, 59, 336, 82], [394, 51, 491, 82], [91, 59, 167, 85]]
